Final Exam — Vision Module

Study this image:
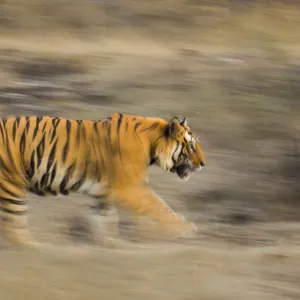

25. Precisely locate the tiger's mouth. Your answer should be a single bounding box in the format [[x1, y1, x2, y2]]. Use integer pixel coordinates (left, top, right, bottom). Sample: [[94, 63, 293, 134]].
[[175, 164, 192, 180]]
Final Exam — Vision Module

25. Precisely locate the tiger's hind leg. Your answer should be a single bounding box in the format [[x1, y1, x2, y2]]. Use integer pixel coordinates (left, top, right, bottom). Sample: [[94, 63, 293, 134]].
[[88, 197, 143, 249], [0, 196, 39, 249], [89, 197, 122, 247]]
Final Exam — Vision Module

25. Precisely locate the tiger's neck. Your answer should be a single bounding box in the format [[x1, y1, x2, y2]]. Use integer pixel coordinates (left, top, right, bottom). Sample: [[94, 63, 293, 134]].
[[130, 116, 168, 166]]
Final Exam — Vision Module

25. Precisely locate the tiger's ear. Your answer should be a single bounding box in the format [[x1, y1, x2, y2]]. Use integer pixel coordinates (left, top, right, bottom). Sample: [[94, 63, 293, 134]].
[[166, 117, 181, 139], [180, 117, 187, 127]]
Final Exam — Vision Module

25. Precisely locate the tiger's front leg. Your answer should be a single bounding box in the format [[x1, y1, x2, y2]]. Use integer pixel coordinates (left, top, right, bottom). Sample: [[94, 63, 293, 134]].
[[111, 184, 198, 239]]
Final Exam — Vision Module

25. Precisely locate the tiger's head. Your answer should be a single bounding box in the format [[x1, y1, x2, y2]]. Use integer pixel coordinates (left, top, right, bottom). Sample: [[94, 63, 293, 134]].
[[153, 116, 206, 180]]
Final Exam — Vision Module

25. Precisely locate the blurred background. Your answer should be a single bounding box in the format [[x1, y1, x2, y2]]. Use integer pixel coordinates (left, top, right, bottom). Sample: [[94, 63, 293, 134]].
[[1, 1, 300, 299]]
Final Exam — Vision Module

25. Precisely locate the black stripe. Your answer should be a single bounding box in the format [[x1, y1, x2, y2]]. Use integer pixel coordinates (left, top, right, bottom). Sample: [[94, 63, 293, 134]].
[[27, 150, 36, 179], [46, 140, 58, 173], [62, 120, 71, 163], [117, 113, 123, 160], [2, 119, 7, 128], [179, 142, 188, 160], [1, 208, 27, 215], [34, 182, 45, 196], [69, 165, 87, 192], [117, 113, 123, 135], [0, 121, 6, 141], [149, 159, 156, 165], [70, 181, 81, 192], [2, 198, 27, 206], [15, 117, 21, 127], [36, 133, 46, 169], [32, 117, 42, 141], [40, 172, 49, 189], [183, 138, 192, 154], [25, 117, 30, 134], [42, 121, 47, 132], [0, 183, 21, 199], [59, 164, 75, 195], [52, 117, 60, 126], [19, 131, 26, 161], [50, 118, 60, 144], [134, 122, 141, 131], [93, 122, 98, 132], [153, 135, 164, 144], [139, 122, 159, 132], [69, 180, 82, 192], [12, 119, 18, 141]]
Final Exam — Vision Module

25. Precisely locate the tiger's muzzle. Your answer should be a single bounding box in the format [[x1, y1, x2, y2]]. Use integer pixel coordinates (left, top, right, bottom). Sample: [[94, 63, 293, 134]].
[[173, 161, 204, 179], [176, 164, 192, 179]]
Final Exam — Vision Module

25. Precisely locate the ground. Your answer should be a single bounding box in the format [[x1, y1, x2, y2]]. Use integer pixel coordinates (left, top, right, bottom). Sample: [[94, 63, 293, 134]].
[[1, 1, 300, 299]]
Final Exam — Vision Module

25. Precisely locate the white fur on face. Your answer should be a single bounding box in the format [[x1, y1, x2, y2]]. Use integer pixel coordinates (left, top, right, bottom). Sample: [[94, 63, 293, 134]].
[[185, 131, 196, 144], [160, 142, 182, 172], [172, 142, 182, 161]]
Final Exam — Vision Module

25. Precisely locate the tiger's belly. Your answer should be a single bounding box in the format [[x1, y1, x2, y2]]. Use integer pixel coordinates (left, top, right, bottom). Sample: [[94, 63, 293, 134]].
[[78, 179, 108, 197], [28, 173, 108, 198]]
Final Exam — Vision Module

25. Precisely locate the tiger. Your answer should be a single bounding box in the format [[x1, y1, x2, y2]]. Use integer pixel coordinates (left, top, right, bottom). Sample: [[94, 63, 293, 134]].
[[0, 113, 206, 248]]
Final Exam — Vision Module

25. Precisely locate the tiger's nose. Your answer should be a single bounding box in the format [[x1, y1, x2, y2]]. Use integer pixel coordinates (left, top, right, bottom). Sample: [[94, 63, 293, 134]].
[[200, 161, 206, 167]]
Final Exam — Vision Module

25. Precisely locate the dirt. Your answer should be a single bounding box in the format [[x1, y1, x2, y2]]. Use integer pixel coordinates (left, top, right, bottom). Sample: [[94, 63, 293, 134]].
[[1, 4, 300, 297], [0, 192, 299, 300]]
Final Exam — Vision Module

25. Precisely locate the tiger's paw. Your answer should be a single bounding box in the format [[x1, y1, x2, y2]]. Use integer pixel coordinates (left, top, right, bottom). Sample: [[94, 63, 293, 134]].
[[179, 221, 198, 238], [101, 236, 146, 250], [169, 218, 198, 240]]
